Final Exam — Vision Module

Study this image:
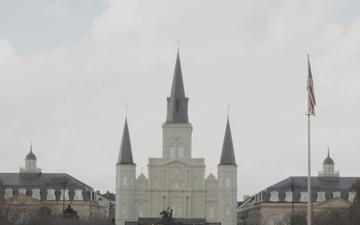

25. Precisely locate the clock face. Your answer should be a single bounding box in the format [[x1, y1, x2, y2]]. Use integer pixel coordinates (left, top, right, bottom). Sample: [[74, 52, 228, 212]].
[[172, 166, 182, 177]]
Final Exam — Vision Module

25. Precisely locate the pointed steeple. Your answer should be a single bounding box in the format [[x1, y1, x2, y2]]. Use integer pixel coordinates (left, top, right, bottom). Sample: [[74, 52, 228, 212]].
[[117, 118, 135, 165], [166, 51, 189, 123], [219, 118, 237, 165]]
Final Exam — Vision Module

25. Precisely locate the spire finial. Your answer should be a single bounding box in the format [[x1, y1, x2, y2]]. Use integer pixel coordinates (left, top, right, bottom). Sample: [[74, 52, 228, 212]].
[[176, 37, 181, 52], [141, 167, 144, 174], [328, 146, 330, 156], [227, 104, 231, 119], [125, 103, 128, 118], [30, 141, 33, 152], [210, 167, 213, 174]]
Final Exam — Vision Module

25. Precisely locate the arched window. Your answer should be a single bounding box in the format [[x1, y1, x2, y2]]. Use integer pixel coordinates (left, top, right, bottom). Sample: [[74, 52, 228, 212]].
[[225, 177, 231, 187], [175, 99, 180, 112], [208, 205, 214, 218], [122, 176, 128, 187]]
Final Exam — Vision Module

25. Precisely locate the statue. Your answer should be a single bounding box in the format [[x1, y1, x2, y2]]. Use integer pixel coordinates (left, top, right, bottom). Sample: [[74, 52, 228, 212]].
[[156, 207, 178, 225]]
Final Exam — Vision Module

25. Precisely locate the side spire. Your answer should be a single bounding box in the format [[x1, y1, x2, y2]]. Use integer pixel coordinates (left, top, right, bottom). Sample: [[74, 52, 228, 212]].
[[166, 51, 189, 123], [219, 118, 237, 165], [117, 118, 135, 164]]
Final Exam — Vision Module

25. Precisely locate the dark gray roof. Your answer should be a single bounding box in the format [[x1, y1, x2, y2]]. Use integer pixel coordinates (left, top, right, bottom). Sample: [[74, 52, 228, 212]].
[[25, 150, 36, 160], [219, 118, 237, 165], [117, 118, 135, 164], [323, 151, 334, 165], [166, 51, 189, 123], [0, 173, 94, 201], [259, 176, 359, 203]]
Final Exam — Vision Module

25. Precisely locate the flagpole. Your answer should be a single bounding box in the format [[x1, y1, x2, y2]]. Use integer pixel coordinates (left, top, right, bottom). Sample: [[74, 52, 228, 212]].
[[307, 112, 311, 225], [306, 54, 316, 225]]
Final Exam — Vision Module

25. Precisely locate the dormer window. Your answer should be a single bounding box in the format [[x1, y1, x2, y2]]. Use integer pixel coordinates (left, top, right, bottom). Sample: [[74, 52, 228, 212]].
[[19, 188, 27, 195], [333, 191, 341, 198], [175, 99, 180, 112], [74, 189, 83, 201], [285, 191, 293, 202], [316, 192, 326, 202], [47, 189, 56, 200], [348, 191, 356, 202], [270, 191, 279, 202], [300, 192, 308, 202], [4, 188, 13, 200], [32, 189, 41, 200], [60, 189, 70, 201]]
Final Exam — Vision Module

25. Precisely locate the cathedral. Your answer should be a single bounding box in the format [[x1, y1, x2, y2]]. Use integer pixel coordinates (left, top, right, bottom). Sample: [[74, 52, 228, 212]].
[[115, 51, 238, 225]]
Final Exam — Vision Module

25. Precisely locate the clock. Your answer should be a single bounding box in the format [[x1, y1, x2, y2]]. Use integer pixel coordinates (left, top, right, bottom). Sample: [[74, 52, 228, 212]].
[[172, 166, 182, 177]]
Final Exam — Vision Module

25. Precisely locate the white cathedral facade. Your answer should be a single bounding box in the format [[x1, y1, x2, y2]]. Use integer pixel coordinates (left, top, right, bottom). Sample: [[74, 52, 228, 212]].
[[115, 52, 238, 225]]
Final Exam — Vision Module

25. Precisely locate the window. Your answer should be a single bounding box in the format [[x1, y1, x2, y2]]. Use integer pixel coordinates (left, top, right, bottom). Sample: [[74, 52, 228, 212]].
[[122, 203, 127, 214], [178, 146, 184, 158], [300, 192, 307, 202], [47, 189, 56, 200], [4, 188, 13, 200], [74, 189, 83, 201], [19, 188, 27, 195], [225, 177, 231, 187], [219, 177, 223, 187], [154, 177, 158, 188], [225, 205, 230, 215], [60, 189, 70, 201], [316, 192, 326, 202], [348, 192, 356, 202], [122, 176, 128, 187], [170, 147, 176, 158], [285, 191, 293, 202], [138, 203, 144, 217], [208, 205, 214, 218], [175, 99, 180, 112], [333, 191, 341, 198], [131, 177, 134, 187], [32, 189, 41, 200], [270, 191, 279, 202]]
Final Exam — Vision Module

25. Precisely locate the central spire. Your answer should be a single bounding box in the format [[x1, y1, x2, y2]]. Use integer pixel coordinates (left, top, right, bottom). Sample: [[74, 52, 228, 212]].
[[166, 51, 189, 123]]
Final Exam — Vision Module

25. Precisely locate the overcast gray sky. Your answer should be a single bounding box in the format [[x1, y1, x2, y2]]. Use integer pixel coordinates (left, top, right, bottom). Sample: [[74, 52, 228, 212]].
[[1, 0, 360, 200]]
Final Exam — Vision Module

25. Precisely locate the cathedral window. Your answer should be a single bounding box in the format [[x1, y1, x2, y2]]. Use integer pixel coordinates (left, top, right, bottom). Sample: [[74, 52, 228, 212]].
[[333, 191, 341, 198], [170, 147, 176, 158], [154, 177, 158, 188], [300, 192, 307, 202], [19, 188, 27, 195], [208, 205, 214, 218], [175, 99, 180, 112], [32, 189, 41, 200], [122, 203, 127, 214], [270, 191, 279, 202], [225, 177, 231, 187], [348, 191, 356, 202], [285, 191, 293, 202], [47, 189, 56, 200], [178, 146, 184, 158], [74, 189, 83, 201], [122, 176, 128, 186], [60, 189, 70, 201], [225, 205, 230, 215], [4, 188, 13, 199], [138, 203, 144, 217], [316, 192, 326, 202]]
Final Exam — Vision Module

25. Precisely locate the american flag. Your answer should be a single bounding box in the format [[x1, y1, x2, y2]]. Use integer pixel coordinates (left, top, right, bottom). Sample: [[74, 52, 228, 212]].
[[307, 55, 316, 116]]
